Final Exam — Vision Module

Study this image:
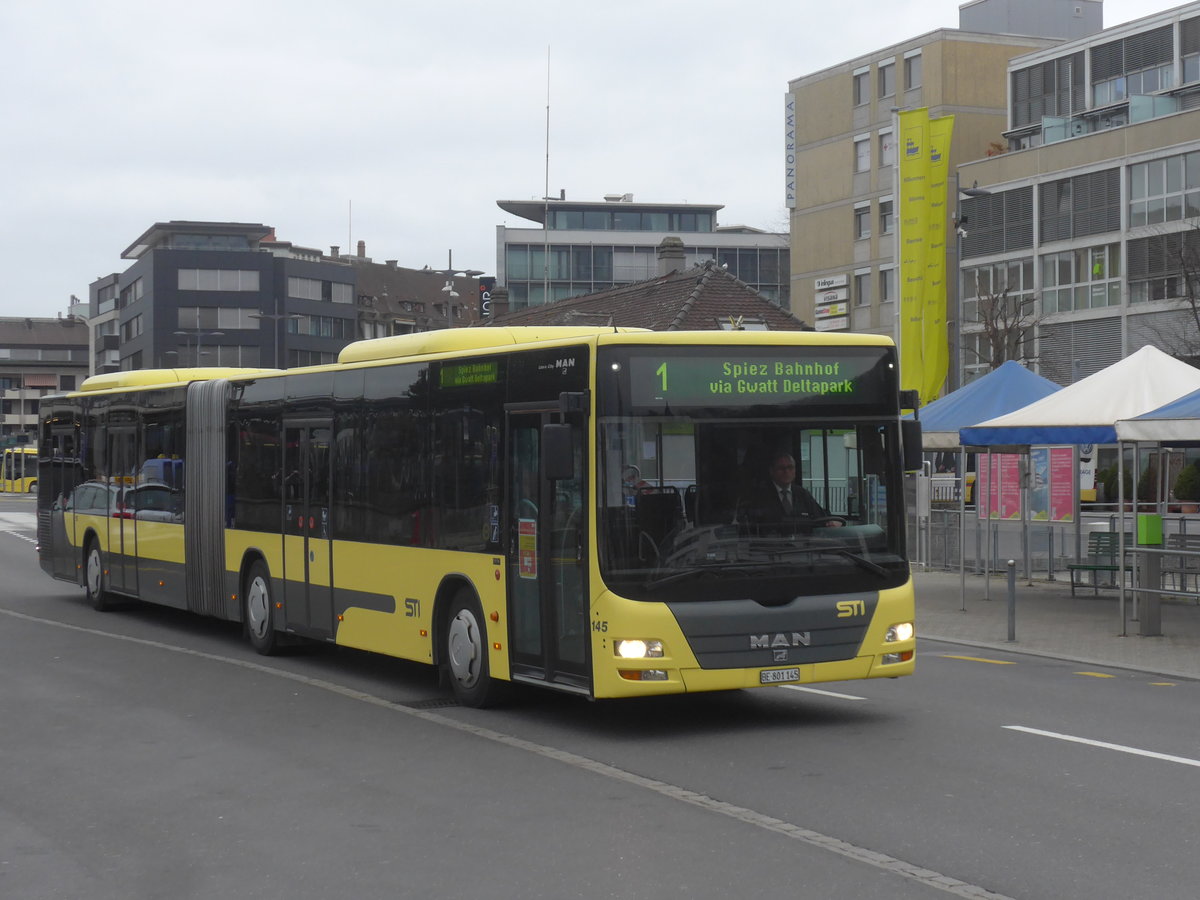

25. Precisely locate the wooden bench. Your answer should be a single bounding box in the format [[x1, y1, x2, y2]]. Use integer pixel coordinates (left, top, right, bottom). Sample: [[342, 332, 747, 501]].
[[1164, 532, 1200, 594], [1067, 532, 1131, 596]]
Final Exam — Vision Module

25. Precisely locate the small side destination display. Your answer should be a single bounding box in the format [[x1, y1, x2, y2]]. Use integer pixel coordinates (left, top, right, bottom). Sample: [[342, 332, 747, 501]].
[[626, 351, 886, 407], [440, 360, 499, 389]]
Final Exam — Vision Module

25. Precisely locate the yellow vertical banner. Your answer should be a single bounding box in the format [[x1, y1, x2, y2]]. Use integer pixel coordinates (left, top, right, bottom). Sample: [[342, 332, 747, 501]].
[[922, 114, 954, 403], [897, 108, 930, 398]]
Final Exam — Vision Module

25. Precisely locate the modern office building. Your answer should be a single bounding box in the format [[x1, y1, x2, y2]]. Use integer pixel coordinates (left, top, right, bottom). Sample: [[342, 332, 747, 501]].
[[957, 1, 1200, 385], [0, 314, 89, 443], [91, 221, 358, 373], [489, 239, 808, 331], [785, 0, 1087, 344], [89, 223, 492, 376], [496, 194, 790, 310]]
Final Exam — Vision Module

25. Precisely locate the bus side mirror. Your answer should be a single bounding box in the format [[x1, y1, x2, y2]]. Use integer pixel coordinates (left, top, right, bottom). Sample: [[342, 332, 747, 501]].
[[542, 424, 574, 481], [902, 419, 923, 473]]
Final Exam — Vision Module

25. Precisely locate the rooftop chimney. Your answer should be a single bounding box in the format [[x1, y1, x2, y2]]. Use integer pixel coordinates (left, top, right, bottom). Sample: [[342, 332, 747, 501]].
[[488, 285, 510, 320], [656, 236, 685, 277], [357, 240, 366, 258], [330, 245, 340, 258]]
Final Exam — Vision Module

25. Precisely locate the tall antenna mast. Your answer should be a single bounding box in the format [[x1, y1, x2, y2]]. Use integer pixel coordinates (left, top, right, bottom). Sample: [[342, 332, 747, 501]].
[[348, 199, 352, 256], [542, 45, 550, 303]]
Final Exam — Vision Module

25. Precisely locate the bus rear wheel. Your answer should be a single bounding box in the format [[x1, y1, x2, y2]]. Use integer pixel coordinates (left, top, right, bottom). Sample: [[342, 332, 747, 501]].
[[84, 539, 116, 611], [444, 590, 497, 708], [245, 560, 279, 655]]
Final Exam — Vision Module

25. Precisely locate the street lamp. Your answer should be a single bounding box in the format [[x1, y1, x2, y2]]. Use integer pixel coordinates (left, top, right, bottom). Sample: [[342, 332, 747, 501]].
[[427, 249, 483, 327], [173, 329, 224, 367], [951, 174, 992, 392], [247, 311, 302, 369]]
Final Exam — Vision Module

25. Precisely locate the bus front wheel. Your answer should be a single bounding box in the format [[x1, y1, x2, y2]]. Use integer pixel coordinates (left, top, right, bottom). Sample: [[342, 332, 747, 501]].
[[84, 539, 116, 611], [245, 560, 279, 655], [444, 590, 496, 708]]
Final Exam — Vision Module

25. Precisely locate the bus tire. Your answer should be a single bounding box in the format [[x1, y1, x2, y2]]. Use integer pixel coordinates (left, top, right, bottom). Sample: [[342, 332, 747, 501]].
[[244, 559, 279, 655], [444, 589, 497, 708], [84, 539, 116, 612]]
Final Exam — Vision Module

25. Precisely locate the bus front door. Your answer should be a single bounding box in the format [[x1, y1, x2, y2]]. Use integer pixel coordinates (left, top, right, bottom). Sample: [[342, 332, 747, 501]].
[[506, 410, 590, 694], [282, 421, 334, 638]]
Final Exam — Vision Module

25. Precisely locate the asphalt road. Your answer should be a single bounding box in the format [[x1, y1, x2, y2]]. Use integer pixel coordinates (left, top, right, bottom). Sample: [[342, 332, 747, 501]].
[[2, 497, 1197, 899]]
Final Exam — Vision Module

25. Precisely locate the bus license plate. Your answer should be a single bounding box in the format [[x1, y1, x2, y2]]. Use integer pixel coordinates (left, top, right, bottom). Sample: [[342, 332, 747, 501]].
[[760, 667, 800, 684]]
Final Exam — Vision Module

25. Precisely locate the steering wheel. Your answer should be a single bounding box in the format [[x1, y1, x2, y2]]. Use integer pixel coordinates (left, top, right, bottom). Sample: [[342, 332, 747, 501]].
[[813, 515, 847, 527]]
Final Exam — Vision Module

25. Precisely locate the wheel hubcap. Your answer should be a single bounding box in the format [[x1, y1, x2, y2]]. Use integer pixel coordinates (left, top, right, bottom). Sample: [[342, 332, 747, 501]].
[[447, 609, 482, 687], [246, 576, 269, 640], [87, 549, 102, 597]]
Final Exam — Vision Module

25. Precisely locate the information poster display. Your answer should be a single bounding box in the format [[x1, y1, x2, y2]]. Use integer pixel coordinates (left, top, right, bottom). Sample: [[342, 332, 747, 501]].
[[1029, 446, 1076, 523], [978, 453, 1022, 520]]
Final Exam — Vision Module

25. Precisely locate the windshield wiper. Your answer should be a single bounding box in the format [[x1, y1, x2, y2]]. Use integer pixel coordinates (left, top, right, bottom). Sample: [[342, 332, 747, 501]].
[[821, 547, 889, 576], [644, 563, 774, 589], [737, 543, 891, 577]]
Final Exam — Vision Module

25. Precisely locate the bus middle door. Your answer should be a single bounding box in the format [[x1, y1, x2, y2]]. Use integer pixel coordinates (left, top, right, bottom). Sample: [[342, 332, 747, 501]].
[[505, 407, 589, 694], [282, 421, 334, 638]]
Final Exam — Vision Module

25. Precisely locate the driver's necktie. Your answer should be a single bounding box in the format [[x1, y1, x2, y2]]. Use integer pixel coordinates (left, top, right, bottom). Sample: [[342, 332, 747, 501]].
[[780, 489, 793, 514]]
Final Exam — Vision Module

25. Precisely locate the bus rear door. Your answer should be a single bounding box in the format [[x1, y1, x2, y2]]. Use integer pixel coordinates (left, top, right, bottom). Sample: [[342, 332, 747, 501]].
[[106, 427, 138, 596]]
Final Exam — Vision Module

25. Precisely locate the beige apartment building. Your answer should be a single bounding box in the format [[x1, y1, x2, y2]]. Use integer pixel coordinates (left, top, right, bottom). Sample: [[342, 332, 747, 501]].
[[785, 12, 1067, 340], [783, 2, 1125, 392]]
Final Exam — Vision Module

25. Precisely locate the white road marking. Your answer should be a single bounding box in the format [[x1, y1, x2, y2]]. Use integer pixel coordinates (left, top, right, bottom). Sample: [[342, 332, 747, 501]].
[[779, 684, 868, 701], [1004, 725, 1200, 769], [0, 605, 1013, 900], [0, 512, 36, 530]]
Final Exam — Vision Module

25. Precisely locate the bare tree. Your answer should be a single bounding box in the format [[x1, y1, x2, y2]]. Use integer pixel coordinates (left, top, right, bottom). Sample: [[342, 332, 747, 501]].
[[1138, 222, 1200, 364], [963, 285, 1040, 372]]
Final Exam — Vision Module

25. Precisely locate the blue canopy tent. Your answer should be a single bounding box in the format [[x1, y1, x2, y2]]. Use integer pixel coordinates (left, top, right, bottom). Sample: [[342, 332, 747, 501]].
[[1115, 385, 1200, 444], [906, 363, 1061, 606], [911, 360, 1061, 449]]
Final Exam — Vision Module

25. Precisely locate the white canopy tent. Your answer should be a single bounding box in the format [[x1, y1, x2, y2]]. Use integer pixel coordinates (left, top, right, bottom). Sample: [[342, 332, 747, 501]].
[[960, 346, 1200, 448]]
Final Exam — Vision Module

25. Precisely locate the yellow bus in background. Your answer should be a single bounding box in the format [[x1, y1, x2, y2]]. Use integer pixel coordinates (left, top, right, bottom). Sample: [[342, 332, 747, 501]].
[[37, 327, 920, 706], [2, 445, 38, 493]]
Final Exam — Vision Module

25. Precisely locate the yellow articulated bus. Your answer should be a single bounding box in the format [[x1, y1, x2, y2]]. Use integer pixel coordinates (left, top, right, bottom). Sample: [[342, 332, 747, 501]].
[[37, 327, 920, 706], [2, 445, 38, 493]]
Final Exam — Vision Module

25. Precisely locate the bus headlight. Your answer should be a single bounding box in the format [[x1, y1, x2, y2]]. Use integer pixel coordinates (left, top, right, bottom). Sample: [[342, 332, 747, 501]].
[[615, 639, 664, 659], [885, 622, 915, 643]]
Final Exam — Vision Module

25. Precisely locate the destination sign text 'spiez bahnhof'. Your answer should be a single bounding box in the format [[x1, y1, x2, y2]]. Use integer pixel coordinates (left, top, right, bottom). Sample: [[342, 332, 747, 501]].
[[627, 350, 884, 408]]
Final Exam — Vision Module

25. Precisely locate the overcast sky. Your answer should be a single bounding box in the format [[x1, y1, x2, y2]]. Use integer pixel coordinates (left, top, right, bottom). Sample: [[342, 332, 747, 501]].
[[0, 0, 1158, 318]]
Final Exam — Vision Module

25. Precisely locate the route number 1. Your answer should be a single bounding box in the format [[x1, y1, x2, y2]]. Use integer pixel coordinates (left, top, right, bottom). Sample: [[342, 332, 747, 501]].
[[656, 362, 667, 392]]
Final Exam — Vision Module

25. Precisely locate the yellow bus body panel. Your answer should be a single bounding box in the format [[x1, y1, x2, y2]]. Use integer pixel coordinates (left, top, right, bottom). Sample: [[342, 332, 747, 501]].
[[331, 545, 511, 682], [223, 532, 510, 682]]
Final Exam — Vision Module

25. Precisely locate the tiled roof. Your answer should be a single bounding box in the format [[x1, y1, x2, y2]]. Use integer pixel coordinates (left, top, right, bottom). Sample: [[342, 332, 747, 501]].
[[488, 262, 810, 331]]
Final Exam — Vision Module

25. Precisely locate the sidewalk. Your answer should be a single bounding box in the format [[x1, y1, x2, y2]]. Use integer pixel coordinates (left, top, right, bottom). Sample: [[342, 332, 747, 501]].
[[914, 569, 1200, 681]]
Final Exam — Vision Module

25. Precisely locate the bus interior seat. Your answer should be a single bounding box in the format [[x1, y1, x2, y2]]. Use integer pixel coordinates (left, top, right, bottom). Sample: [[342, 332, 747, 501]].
[[635, 487, 684, 551]]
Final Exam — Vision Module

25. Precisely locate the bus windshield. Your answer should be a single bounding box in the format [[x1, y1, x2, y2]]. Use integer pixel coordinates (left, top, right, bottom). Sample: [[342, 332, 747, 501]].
[[596, 345, 908, 602]]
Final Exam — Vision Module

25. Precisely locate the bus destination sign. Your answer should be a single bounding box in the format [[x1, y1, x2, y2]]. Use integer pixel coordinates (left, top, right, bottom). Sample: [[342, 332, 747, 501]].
[[626, 350, 887, 407]]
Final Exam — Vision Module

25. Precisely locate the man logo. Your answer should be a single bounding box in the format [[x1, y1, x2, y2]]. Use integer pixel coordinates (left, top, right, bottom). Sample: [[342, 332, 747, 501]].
[[750, 632, 811, 649]]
